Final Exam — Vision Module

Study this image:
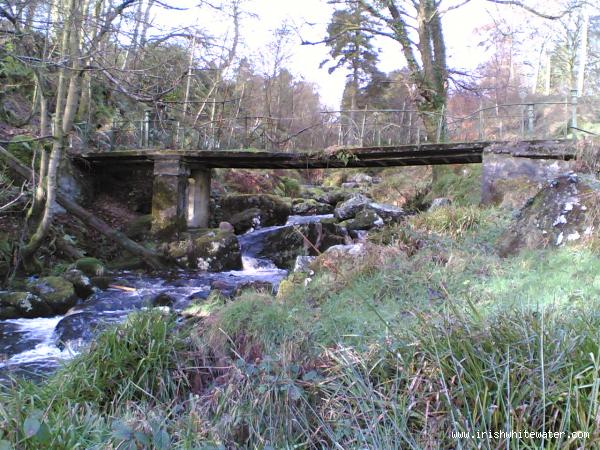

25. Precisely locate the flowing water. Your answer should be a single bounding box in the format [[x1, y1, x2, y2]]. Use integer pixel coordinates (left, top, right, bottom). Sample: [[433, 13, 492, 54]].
[[0, 215, 329, 382]]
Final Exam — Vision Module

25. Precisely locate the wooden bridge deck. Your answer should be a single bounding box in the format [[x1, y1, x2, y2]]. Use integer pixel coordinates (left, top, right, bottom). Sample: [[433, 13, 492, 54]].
[[77, 139, 574, 170]]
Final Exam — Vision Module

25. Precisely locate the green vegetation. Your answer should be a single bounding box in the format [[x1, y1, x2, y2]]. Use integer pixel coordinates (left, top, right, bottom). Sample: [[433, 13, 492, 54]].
[[427, 164, 483, 206], [3, 202, 600, 448]]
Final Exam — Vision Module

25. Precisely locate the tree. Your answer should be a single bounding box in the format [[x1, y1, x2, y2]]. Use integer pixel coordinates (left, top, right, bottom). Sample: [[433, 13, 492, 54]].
[[321, 1, 380, 113], [326, 0, 580, 142]]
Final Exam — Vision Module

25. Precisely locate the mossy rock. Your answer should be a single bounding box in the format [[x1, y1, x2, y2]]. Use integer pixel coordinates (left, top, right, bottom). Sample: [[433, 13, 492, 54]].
[[75, 257, 106, 277], [340, 210, 383, 231], [164, 229, 242, 272], [62, 268, 95, 299], [0, 291, 53, 318], [215, 194, 291, 228], [27, 276, 77, 314], [291, 199, 334, 215], [0, 305, 20, 320]]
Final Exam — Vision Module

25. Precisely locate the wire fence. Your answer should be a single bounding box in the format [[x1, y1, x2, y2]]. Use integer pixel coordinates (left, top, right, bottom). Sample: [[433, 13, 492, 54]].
[[73, 91, 591, 153]]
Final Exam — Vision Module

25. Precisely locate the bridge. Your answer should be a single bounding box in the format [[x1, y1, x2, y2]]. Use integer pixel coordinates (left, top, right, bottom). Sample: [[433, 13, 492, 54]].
[[74, 97, 589, 238]]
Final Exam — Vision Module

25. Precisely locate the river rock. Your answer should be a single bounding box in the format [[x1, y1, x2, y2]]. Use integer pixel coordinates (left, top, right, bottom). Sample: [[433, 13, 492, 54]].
[[291, 199, 334, 215], [149, 292, 176, 307], [0, 292, 53, 318], [53, 312, 109, 351], [429, 197, 452, 211], [248, 221, 345, 269], [219, 221, 234, 232], [334, 194, 371, 220], [497, 174, 600, 256], [293, 255, 315, 272], [340, 210, 384, 231], [228, 207, 262, 234], [165, 230, 242, 272], [0, 305, 19, 320], [27, 276, 77, 314], [366, 203, 406, 223], [215, 194, 291, 229], [62, 268, 95, 299], [323, 243, 366, 257], [75, 257, 106, 277], [348, 173, 373, 184]]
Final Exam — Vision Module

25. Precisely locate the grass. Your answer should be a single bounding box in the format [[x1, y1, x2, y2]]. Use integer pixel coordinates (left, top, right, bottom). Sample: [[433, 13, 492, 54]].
[[3, 203, 600, 448]]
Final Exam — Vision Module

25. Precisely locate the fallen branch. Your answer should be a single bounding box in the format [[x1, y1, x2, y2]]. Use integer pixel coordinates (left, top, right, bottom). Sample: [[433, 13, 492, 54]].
[[0, 144, 169, 270]]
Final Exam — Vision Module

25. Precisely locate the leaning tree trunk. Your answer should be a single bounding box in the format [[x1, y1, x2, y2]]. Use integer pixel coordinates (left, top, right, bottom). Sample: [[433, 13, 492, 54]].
[[0, 145, 168, 270], [21, 0, 76, 261]]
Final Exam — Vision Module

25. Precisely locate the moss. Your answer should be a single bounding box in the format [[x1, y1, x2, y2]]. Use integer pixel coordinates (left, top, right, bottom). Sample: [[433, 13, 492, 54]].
[[27, 276, 77, 314], [75, 257, 106, 277]]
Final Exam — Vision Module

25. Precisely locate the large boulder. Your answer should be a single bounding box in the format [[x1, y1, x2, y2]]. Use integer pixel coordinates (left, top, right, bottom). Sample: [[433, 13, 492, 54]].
[[334, 194, 371, 220], [334, 194, 406, 223], [215, 194, 291, 229], [291, 199, 334, 216], [0, 291, 53, 318], [164, 229, 242, 272], [497, 174, 600, 256], [27, 277, 76, 313], [340, 210, 384, 231], [27, 277, 78, 314], [243, 221, 346, 269], [54, 312, 115, 351]]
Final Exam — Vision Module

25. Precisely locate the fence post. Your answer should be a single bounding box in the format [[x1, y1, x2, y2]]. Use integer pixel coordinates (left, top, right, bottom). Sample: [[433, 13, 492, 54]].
[[570, 89, 578, 137], [478, 101, 484, 141], [110, 118, 116, 151], [436, 105, 445, 143], [143, 110, 150, 148], [527, 104, 535, 137]]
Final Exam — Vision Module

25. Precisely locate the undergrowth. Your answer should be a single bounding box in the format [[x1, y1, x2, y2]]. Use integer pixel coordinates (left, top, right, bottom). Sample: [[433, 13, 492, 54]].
[[2, 206, 600, 448]]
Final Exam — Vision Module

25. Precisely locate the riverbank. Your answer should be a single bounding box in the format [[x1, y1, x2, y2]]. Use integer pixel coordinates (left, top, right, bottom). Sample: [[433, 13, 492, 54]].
[[2, 193, 600, 448]]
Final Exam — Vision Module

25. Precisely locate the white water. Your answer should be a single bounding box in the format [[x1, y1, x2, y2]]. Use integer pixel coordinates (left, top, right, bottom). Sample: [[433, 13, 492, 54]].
[[0, 317, 76, 369], [1, 214, 329, 380]]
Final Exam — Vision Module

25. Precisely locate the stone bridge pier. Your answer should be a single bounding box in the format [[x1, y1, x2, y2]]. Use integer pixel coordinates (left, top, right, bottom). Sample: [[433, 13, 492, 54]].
[[151, 156, 211, 238]]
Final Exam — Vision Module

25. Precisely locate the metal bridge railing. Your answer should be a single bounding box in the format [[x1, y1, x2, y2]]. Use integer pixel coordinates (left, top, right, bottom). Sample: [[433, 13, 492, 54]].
[[73, 92, 587, 152]]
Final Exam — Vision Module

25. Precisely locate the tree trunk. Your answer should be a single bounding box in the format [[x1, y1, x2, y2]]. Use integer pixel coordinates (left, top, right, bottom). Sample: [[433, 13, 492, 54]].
[[21, 0, 76, 260], [0, 145, 168, 270]]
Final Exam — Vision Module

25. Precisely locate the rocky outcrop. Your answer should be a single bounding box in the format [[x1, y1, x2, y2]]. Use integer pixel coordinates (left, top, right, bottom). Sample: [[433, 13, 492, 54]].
[[163, 229, 242, 271], [497, 174, 600, 256], [214, 194, 291, 232], [334, 194, 371, 221]]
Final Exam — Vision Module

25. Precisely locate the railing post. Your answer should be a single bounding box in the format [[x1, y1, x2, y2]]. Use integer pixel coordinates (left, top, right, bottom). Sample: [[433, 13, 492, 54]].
[[110, 118, 116, 151], [570, 89, 578, 136], [436, 105, 445, 143], [527, 104, 535, 137], [478, 101, 484, 141], [143, 110, 150, 148]]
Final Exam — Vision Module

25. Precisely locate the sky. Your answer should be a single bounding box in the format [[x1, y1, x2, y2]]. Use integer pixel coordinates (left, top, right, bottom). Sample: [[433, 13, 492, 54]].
[[158, 0, 545, 108]]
